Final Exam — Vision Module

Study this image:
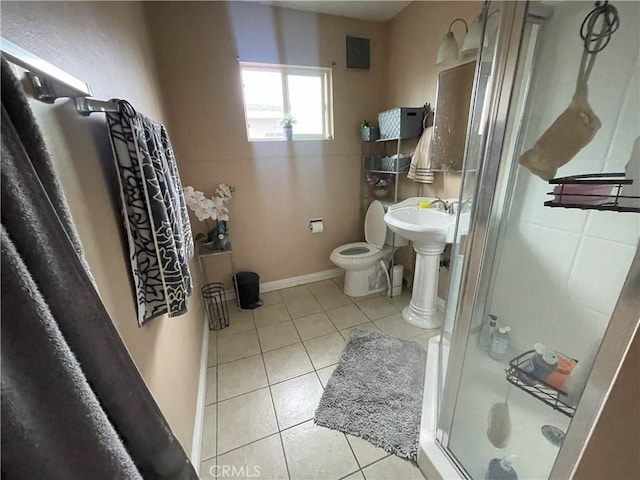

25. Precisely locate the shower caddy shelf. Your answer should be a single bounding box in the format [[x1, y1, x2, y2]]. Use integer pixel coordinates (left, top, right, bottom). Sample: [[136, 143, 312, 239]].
[[505, 350, 576, 418], [544, 173, 640, 213]]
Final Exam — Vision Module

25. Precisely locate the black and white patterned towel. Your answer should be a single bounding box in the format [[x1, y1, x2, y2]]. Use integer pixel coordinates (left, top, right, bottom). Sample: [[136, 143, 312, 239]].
[[107, 101, 193, 326]]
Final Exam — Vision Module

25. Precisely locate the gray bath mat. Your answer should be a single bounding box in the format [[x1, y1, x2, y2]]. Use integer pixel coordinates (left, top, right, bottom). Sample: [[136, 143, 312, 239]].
[[314, 329, 426, 460]]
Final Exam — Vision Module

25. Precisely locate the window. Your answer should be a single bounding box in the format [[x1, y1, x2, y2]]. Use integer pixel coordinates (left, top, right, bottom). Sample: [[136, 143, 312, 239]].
[[240, 62, 334, 141]]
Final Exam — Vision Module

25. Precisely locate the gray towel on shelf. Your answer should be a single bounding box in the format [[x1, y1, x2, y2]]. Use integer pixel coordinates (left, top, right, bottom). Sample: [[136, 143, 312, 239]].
[[1, 57, 197, 479], [107, 101, 194, 325]]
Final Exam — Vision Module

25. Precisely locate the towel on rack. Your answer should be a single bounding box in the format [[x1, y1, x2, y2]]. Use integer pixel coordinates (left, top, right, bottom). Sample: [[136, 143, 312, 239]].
[[107, 101, 193, 326], [407, 126, 435, 184]]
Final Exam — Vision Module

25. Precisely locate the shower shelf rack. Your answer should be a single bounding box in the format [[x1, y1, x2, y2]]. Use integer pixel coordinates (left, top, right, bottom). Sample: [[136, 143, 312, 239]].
[[544, 173, 640, 213], [505, 350, 576, 418]]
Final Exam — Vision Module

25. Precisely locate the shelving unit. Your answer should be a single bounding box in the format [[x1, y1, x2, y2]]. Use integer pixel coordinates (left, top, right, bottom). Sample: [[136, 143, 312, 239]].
[[361, 135, 418, 298]]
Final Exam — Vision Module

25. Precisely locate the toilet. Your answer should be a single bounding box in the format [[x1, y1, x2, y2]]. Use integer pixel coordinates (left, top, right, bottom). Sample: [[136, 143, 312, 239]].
[[330, 200, 409, 297]]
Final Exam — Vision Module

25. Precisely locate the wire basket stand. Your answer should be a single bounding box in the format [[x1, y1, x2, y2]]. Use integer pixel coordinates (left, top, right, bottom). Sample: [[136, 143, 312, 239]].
[[201, 282, 230, 331]]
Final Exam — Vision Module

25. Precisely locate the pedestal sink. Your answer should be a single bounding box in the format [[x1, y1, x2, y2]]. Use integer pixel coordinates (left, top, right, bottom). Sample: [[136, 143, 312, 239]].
[[384, 198, 457, 329]]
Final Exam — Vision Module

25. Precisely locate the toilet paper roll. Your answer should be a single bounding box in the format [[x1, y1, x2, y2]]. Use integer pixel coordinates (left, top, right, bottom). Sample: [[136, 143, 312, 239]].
[[309, 220, 324, 234]]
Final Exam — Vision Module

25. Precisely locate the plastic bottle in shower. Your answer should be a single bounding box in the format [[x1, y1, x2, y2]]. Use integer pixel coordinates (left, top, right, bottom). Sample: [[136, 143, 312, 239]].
[[478, 315, 497, 352], [485, 456, 518, 480], [489, 326, 511, 361]]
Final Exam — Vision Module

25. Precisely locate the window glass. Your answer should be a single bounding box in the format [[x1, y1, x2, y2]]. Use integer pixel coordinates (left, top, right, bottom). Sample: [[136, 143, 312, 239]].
[[240, 62, 333, 141]]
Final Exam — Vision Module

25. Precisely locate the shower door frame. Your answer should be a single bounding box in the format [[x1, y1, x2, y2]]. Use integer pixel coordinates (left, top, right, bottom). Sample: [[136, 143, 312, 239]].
[[436, 1, 640, 479]]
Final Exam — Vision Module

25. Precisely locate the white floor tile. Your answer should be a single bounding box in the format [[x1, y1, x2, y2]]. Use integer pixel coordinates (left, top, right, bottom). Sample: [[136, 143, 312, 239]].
[[263, 343, 314, 384], [254, 303, 291, 328], [356, 297, 398, 320], [339, 322, 381, 341], [280, 285, 312, 302], [316, 364, 338, 387], [205, 367, 217, 405], [219, 308, 256, 337], [216, 434, 289, 479], [342, 471, 365, 480], [362, 455, 424, 480], [333, 276, 345, 289], [199, 457, 216, 479], [218, 329, 261, 364], [201, 403, 216, 461], [207, 331, 218, 367], [314, 290, 353, 310], [388, 290, 412, 311], [374, 313, 427, 339], [346, 435, 389, 468], [307, 279, 340, 295], [326, 304, 370, 330], [293, 312, 338, 340], [412, 330, 441, 350], [217, 354, 268, 401], [258, 321, 301, 352], [281, 421, 359, 480], [217, 388, 278, 455], [304, 332, 345, 369], [285, 296, 323, 318], [260, 290, 283, 307], [271, 373, 324, 430]]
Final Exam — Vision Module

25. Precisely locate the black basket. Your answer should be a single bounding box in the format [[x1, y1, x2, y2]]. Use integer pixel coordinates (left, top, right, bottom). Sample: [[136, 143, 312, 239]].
[[505, 350, 576, 418], [201, 282, 230, 330]]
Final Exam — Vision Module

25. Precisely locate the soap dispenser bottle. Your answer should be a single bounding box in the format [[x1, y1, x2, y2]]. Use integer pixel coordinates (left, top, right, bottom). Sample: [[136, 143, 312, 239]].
[[485, 455, 518, 480], [478, 315, 497, 352]]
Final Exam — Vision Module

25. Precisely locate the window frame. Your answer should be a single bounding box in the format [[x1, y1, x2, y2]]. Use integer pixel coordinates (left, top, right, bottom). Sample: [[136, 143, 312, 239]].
[[239, 61, 334, 142]]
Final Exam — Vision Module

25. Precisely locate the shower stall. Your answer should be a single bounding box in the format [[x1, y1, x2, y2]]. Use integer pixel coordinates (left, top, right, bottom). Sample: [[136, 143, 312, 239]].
[[419, 1, 639, 479]]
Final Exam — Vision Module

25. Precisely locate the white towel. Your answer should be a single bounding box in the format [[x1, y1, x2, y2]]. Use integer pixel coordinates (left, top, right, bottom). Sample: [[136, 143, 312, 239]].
[[407, 126, 434, 184]]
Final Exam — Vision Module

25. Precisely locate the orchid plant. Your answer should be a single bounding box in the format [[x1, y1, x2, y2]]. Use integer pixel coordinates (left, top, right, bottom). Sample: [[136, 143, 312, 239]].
[[365, 173, 393, 190], [183, 184, 236, 243]]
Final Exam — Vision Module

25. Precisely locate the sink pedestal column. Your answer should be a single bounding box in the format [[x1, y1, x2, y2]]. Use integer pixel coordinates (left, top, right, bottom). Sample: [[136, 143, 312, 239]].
[[402, 243, 445, 329]]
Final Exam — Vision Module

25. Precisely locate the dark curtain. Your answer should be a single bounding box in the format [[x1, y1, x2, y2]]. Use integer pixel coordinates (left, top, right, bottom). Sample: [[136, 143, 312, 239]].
[[0, 59, 197, 479]]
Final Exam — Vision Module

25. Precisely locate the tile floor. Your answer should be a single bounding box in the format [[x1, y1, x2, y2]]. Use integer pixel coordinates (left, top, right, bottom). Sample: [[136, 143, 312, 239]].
[[200, 277, 438, 480]]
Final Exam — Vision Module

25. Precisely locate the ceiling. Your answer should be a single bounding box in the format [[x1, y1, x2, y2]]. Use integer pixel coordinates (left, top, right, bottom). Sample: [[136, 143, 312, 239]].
[[264, 1, 412, 22]]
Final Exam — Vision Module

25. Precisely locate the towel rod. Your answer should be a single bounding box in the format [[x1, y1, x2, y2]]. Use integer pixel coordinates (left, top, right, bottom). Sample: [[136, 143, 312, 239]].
[[0, 37, 92, 103]]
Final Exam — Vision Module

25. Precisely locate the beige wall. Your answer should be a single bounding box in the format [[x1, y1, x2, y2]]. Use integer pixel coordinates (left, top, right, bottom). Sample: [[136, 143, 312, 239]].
[[385, 0, 481, 293], [1, 1, 204, 453], [143, 1, 389, 283]]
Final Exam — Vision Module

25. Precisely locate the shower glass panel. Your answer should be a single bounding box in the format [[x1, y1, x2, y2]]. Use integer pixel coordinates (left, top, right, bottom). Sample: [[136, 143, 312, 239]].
[[440, 1, 639, 479]]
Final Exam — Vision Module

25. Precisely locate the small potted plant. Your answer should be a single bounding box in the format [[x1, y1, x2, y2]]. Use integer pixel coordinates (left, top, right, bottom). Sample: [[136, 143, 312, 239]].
[[183, 183, 236, 251], [366, 173, 393, 198], [280, 113, 297, 141], [361, 119, 379, 142]]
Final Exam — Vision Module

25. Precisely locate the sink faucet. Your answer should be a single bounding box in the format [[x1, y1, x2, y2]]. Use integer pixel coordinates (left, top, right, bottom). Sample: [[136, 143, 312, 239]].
[[446, 200, 459, 214], [429, 198, 447, 212]]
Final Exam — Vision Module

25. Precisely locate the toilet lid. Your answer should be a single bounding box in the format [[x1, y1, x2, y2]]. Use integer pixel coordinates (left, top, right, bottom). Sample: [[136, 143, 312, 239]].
[[364, 200, 386, 249]]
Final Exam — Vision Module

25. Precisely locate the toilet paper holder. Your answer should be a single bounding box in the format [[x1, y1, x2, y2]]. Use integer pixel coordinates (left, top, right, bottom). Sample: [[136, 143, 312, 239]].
[[309, 218, 324, 234]]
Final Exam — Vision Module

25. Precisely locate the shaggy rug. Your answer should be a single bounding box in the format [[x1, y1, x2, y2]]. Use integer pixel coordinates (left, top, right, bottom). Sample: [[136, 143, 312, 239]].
[[314, 329, 427, 460]]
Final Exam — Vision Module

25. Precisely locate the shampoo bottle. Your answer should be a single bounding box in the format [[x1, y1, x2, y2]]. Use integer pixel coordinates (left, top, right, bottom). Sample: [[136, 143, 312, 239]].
[[489, 326, 511, 361], [485, 456, 518, 480]]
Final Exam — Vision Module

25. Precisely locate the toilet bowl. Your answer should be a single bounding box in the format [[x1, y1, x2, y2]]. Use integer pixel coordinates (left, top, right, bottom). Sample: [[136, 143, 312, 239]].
[[330, 200, 408, 297]]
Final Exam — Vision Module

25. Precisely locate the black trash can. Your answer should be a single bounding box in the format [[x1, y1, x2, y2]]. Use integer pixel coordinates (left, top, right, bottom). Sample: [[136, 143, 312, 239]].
[[233, 271, 262, 309]]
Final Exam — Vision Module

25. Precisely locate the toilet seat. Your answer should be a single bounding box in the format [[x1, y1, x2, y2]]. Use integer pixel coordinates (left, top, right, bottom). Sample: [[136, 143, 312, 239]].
[[331, 242, 382, 260]]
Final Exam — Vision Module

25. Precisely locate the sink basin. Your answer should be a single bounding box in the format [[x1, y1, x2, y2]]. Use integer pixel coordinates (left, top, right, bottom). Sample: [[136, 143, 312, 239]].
[[383, 197, 458, 330], [384, 197, 456, 248]]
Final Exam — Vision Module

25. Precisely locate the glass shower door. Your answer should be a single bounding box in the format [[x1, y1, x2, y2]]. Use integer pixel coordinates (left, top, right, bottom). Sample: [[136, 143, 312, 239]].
[[438, 1, 640, 479]]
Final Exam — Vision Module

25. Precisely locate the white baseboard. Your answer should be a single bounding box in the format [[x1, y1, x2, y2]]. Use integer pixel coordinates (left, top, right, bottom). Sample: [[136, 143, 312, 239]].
[[260, 268, 343, 293], [436, 296, 446, 312], [190, 316, 209, 467]]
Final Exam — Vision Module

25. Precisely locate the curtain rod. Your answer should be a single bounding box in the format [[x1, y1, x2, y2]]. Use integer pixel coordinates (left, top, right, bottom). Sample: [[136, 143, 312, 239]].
[[1, 37, 118, 116]]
